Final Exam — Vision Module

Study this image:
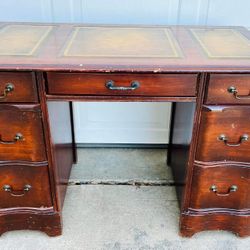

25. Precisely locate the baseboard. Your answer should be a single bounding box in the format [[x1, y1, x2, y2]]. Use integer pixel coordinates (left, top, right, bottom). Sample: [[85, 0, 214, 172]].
[[76, 143, 169, 149]]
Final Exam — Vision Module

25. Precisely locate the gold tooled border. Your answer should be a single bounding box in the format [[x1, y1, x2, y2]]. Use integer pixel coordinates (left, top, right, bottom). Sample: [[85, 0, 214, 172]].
[[63, 27, 182, 58], [190, 28, 250, 58], [0, 25, 53, 56]]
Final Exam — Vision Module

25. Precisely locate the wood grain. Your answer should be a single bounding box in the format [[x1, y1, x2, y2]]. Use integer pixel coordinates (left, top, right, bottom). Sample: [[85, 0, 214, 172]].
[[0, 104, 47, 162], [181, 212, 250, 237], [0, 164, 52, 208], [0, 72, 38, 103], [196, 105, 250, 162], [46, 72, 197, 97], [206, 74, 250, 104], [190, 164, 250, 209], [0, 208, 61, 236]]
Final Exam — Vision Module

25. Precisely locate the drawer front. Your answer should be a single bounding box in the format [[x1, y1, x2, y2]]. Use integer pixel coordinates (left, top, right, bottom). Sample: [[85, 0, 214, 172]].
[[46, 73, 197, 97], [0, 72, 38, 103], [0, 164, 52, 209], [196, 106, 250, 162], [0, 105, 46, 162], [206, 74, 250, 104], [190, 165, 250, 210]]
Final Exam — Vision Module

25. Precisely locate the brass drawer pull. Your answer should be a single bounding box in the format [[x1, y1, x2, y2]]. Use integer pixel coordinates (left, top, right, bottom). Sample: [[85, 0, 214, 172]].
[[0, 83, 14, 100], [218, 134, 248, 147], [210, 185, 238, 197], [228, 86, 250, 100], [106, 80, 140, 91], [0, 133, 24, 144], [3, 184, 32, 197]]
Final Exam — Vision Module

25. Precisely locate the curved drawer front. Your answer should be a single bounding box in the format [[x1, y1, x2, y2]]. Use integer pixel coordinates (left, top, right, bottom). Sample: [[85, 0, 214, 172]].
[[0, 164, 52, 209], [46, 73, 197, 97], [206, 74, 250, 105], [0, 105, 46, 162], [196, 106, 250, 162], [190, 164, 250, 210], [0, 72, 38, 103]]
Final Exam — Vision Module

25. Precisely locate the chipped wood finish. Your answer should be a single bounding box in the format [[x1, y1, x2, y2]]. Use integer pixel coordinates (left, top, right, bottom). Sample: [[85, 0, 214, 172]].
[[0, 209, 61, 237]]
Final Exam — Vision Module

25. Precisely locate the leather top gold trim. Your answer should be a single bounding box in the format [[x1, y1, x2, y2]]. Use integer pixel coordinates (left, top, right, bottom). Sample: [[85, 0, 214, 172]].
[[63, 27, 183, 58]]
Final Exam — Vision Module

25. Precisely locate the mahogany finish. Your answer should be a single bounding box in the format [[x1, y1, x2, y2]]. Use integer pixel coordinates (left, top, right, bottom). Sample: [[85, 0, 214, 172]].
[[0, 23, 249, 238], [0, 72, 38, 103], [0, 210, 61, 236], [196, 106, 250, 162], [46, 73, 197, 97], [190, 164, 250, 210], [0, 164, 52, 208], [180, 213, 250, 237], [206, 74, 250, 104], [46, 100, 74, 208], [0, 104, 47, 162]]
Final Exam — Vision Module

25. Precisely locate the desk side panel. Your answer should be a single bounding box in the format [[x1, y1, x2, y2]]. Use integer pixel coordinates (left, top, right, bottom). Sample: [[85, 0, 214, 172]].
[[47, 101, 74, 209], [168, 102, 196, 205]]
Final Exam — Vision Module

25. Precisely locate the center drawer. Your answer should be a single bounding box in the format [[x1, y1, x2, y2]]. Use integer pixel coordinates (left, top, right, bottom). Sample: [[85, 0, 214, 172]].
[[46, 73, 197, 97], [0, 164, 52, 209], [0, 104, 46, 162]]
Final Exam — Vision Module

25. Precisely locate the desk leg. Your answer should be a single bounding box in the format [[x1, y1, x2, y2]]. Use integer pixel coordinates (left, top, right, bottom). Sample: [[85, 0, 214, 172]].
[[69, 101, 78, 164], [167, 103, 176, 166]]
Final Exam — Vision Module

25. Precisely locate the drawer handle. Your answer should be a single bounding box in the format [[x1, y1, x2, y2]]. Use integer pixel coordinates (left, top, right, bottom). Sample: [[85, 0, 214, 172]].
[[0, 133, 24, 144], [228, 86, 250, 100], [3, 184, 32, 197], [106, 80, 140, 91], [210, 185, 238, 196], [0, 83, 14, 100], [218, 134, 248, 147]]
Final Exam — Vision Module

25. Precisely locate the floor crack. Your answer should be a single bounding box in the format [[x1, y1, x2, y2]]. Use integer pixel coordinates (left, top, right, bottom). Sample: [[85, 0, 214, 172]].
[[68, 180, 184, 187]]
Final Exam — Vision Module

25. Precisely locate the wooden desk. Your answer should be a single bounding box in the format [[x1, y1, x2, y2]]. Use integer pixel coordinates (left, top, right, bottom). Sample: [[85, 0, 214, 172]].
[[0, 23, 249, 237]]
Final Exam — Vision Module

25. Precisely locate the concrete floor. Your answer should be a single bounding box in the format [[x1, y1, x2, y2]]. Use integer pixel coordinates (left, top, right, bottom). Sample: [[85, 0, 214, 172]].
[[70, 148, 173, 184], [0, 149, 249, 250]]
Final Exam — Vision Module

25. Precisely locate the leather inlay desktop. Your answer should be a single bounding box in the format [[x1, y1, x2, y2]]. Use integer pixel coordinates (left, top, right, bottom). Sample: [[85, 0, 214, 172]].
[[190, 28, 250, 58], [0, 25, 53, 56], [63, 27, 183, 58]]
